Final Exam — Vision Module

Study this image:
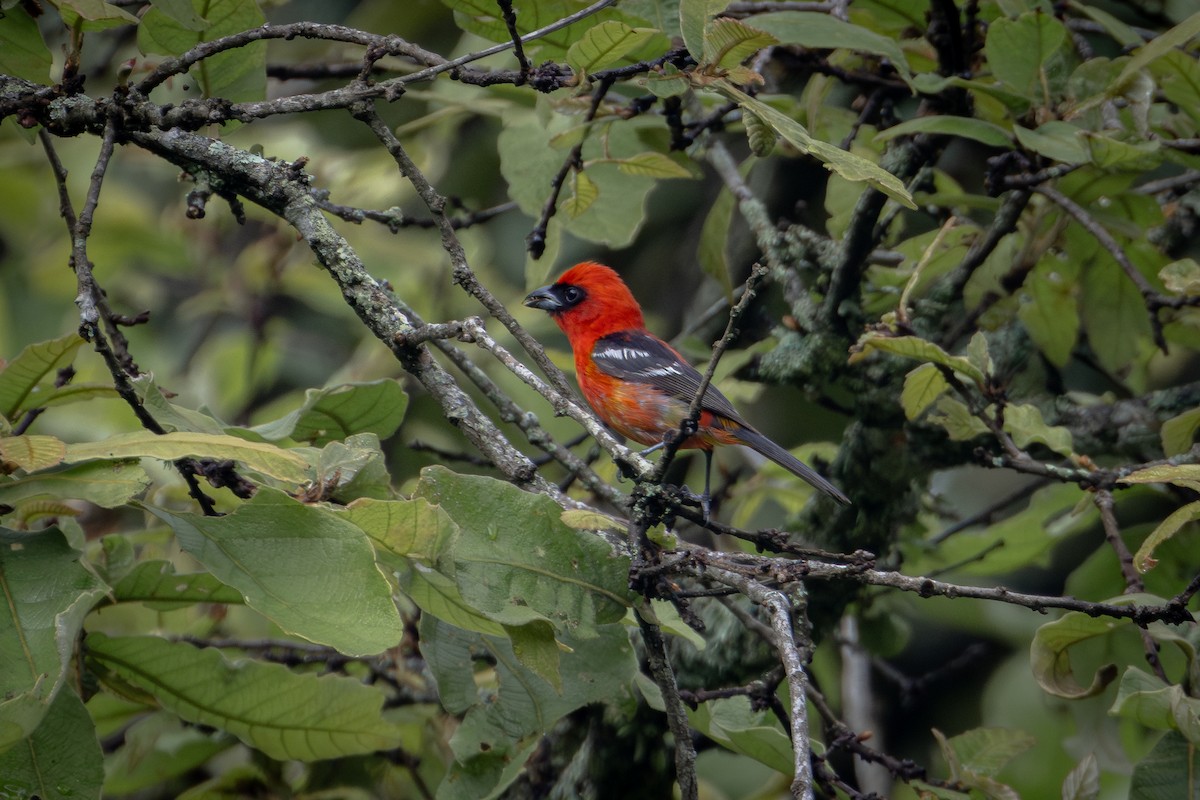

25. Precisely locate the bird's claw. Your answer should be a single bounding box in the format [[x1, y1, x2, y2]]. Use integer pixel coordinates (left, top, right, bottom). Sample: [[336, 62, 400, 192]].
[[678, 484, 712, 523]]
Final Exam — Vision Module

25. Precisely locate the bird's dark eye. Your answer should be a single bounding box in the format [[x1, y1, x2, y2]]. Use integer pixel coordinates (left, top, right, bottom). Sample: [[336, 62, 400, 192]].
[[562, 285, 584, 305]]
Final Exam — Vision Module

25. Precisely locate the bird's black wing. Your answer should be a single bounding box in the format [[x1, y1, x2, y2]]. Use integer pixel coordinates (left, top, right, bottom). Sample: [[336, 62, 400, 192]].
[[590, 330, 744, 422]]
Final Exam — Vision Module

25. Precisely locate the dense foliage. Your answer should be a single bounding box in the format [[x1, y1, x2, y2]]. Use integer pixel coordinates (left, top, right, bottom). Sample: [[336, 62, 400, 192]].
[[1, 0, 1199, 798]]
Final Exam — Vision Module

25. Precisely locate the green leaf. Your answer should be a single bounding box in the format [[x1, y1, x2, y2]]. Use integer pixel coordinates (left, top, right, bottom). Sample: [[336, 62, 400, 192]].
[[679, 0, 727, 61], [56, 0, 139, 29], [1153, 50, 1200, 127], [1030, 609, 1128, 699], [0, 333, 84, 421], [101, 712, 230, 795], [63, 431, 312, 485], [744, 110, 776, 156], [875, 116, 1014, 148], [1130, 501, 1200, 574], [344, 496, 456, 568], [416, 467, 632, 636], [311, 433, 394, 503], [566, 20, 658, 73], [402, 566, 507, 637], [87, 633, 403, 761], [441, 0, 628, 60], [641, 599, 707, 651], [687, 697, 793, 774], [1003, 403, 1074, 457], [421, 616, 636, 765], [499, 110, 659, 248], [1113, 11, 1200, 92], [1111, 667, 1200, 743], [715, 83, 916, 209], [901, 363, 951, 420], [245, 380, 408, 445], [0, 435, 66, 472], [1065, 1, 1140, 47], [1161, 407, 1200, 457], [1160, 259, 1200, 295], [131, 376, 228, 435], [927, 396, 990, 442], [1080, 253, 1150, 376], [1081, 133, 1161, 170], [1129, 731, 1200, 800], [0, 8, 53, 83], [639, 63, 691, 97], [965, 332, 994, 378], [985, 11, 1068, 101], [850, 334, 986, 385], [438, 739, 540, 800], [504, 620, 562, 693], [342, 497, 507, 635], [1014, 122, 1088, 164], [1061, 753, 1100, 800], [937, 726, 1036, 777], [0, 461, 149, 509], [702, 17, 776, 68], [146, 488, 403, 656], [137, 0, 266, 103], [0, 689, 102, 800], [697, 182, 737, 300], [0, 527, 107, 751], [1121, 464, 1200, 492], [933, 727, 1028, 798], [147, 0, 209, 30], [745, 11, 915, 87], [1018, 254, 1079, 367], [112, 560, 243, 609], [913, 483, 1086, 577]]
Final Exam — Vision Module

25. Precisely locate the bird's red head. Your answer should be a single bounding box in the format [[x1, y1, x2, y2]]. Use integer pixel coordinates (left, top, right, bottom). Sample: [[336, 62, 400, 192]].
[[523, 261, 645, 347]]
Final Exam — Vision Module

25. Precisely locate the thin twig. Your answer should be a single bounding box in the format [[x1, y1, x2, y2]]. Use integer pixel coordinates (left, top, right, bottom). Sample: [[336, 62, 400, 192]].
[[351, 102, 575, 400], [526, 75, 616, 259], [46, 120, 219, 515], [636, 610, 699, 800], [703, 566, 815, 799], [653, 264, 770, 489], [496, 0, 532, 78]]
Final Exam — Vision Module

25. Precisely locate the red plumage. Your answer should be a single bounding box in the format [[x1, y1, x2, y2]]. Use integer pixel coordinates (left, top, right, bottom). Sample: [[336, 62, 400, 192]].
[[524, 261, 849, 510]]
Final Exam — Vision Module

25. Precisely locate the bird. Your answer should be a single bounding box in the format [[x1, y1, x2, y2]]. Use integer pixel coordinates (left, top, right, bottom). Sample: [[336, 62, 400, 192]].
[[523, 261, 850, 518]]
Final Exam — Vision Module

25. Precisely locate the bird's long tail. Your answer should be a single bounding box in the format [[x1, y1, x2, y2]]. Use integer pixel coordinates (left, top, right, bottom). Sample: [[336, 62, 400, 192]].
[[732, 427, 851, 506]]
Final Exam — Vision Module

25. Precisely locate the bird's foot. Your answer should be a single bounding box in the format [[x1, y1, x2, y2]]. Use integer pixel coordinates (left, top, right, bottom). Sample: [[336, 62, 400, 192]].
[[678, 484, 712, 523]]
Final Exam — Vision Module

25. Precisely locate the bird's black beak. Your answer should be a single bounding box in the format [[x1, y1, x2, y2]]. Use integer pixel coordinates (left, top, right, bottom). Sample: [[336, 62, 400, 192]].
[[523, 285, 562, 312]]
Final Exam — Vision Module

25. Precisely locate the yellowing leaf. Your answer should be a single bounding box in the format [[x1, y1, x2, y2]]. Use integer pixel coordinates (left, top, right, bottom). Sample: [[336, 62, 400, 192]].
[[1120, 464, 1200, 492], [1131, 501, 1200, 574], [0, 435, 67, 472], [1160, 259, 1200, 295], [562, 170, 599, 218], [614, 152, 697, 178], [901, 363, 950, 420], [64, 431, 312, 485]]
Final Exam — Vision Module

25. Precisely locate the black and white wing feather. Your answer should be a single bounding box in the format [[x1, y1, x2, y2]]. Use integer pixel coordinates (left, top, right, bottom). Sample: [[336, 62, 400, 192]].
[[590, 330, 744, 421]]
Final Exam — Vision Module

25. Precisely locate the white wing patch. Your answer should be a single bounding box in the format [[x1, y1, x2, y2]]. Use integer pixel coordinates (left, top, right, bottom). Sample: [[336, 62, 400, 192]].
[[596, 345, 653, 362], [594, 344, 683, 377]]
